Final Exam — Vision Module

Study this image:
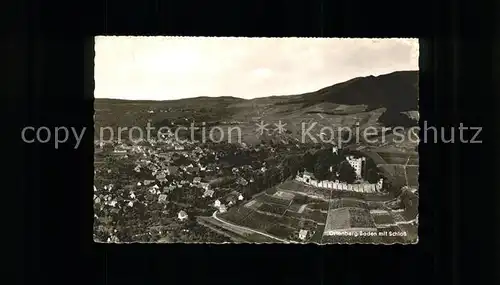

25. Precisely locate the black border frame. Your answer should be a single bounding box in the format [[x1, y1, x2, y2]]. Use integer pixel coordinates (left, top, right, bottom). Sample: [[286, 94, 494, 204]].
[[7, 0, 499, 284]]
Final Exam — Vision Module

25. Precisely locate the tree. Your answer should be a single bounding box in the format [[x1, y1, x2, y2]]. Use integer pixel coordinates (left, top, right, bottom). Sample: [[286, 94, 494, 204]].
[[303, 152, 315, 172], [313, 155, 331, 181], [338, 162, 356, 183], [283, 155, 301, 178], [366, 169, 381, 183]]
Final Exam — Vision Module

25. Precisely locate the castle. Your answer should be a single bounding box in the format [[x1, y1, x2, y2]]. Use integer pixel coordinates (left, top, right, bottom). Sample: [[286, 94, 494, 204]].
[[346, 156, 365, 179], [295, 171, 383, 193]]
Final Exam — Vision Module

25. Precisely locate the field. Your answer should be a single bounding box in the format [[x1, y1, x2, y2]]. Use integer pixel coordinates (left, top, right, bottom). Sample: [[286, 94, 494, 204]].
[[330, 198, 368, 210], [348, 208, 377, 228], [307, 201, 330, 211], [273, 191, 295, 200], [303, 209, 328, 223], [372, 213, 396, 225], [365, 201, 389, 210], [206, 178, 416, 243], [406, 166, 419, 186], [257, 203, 289, 215], [407, 157, 419, 165], [309, 225, 325, 243], [379, 164, 407, 185], [218, 207, 254, 224], [266, 224, 296, 238], [239, 211, 301, 232], [377, 152, 411, 165], [398, 223, 419, 242], [284, 209, 327, 224], [256, 194, 293, 207]]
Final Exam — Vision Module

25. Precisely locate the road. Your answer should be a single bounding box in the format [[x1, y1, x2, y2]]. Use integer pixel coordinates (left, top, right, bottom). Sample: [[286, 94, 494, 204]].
[[211, 211, 293, 243]]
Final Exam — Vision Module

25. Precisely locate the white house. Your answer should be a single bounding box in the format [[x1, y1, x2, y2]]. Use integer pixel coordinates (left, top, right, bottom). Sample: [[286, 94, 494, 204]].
[[214, 199, 221, 208], [202, 189, 215, 198], [200, 182, 210, 190], [238, 194, 244, 201], [178, 210, 188, 221], [298, 229, 308, 241], [219, 205, 227, 213], [376, 178, 384, 190], [158, 194, 167, 203]]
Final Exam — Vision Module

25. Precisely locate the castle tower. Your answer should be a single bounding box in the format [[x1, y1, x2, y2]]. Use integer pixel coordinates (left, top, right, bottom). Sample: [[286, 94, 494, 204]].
[[346, 156, 365, 179], [377, 178, 384, 189]]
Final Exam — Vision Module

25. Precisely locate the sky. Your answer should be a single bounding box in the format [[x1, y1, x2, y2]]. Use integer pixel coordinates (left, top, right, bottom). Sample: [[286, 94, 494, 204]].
[[95, 37, 418, 100]]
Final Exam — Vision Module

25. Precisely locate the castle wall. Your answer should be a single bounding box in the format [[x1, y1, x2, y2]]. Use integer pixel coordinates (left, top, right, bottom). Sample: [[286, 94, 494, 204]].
[[295, 173, 384, 193]]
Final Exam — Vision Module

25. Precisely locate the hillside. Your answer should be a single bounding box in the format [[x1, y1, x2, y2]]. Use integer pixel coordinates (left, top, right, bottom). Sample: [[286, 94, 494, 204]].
[[94, 70, 419, 143]]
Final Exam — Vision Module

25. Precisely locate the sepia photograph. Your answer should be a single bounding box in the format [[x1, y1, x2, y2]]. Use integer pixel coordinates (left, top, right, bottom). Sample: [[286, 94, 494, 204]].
[[93, 37, 419, 244]]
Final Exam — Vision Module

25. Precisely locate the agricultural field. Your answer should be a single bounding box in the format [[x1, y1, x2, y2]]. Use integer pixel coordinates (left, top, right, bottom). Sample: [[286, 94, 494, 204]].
[[287, 203, 303, 212], [309, 225, 325, 243], [218, 207, 254, 224], [273, 191, 295, 200], [239, 211, 301, 232], [391, 212, 406, 223], [208, 174, 416, 243], [266, 224, 296, 238], [265, 187, 278, 195], [257, 203, 289, 216], [330, 198, 369, 210], [256, 194, 293, 207], [406, 166, 419, 186], [380, 165, 407, 185], [277, 180, 307, 191], [377, 152, 410, 165], [348, 208, 377, 228], [330, 190, 390, 201], [303, 209, 328, 223], [376, 151, 418, 165], [366, 201, 389, 210], [407, 157, 419, 165], [307, 201, 330, 211], [372, 213, 396, 226], [394, 165, 408, 181], [398, 223, 419, 242]]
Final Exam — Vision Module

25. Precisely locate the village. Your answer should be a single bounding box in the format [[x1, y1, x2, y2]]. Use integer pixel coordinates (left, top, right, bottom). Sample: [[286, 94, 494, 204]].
[[93, 131, 313, 242], [93, 129, 415, 243]]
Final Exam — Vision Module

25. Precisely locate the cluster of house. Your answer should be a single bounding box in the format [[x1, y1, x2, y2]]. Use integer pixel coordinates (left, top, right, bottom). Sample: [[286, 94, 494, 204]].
[[95, 140, 267, 234], [298, 229, 308, 241], [296, 171, 384, 193], [213, 192, 244, 213]]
